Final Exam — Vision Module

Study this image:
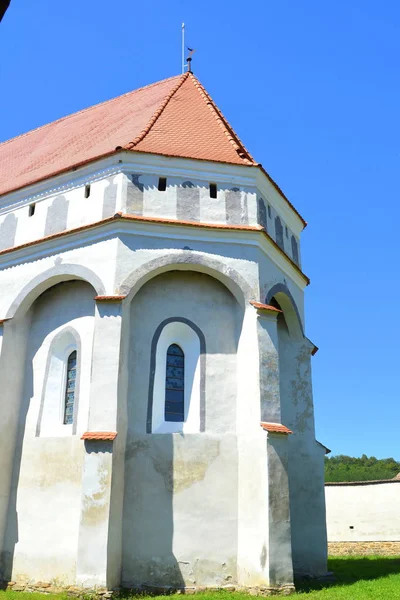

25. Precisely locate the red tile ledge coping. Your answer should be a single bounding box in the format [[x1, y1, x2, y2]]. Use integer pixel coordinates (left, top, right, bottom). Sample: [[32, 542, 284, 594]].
[[260, 422, 293, 435], [0, 212, 310, 286], [0, 318, 11, 325], [250, 301, 282, 314], [94, 295, 126, 302], [311, 344, 319, 356], [81, 431, 117, 441]]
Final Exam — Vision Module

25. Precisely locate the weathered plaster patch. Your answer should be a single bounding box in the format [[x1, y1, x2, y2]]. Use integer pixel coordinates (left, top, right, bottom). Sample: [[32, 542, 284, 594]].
[[179, 556, 237, 586], [126, 174, 144, 215], [45, 195, 69, 237], [226, 188, 242, 224], [102, 177, 118, 219], [148, 438, 220, 493], [81, 448, 112, 525], [0, 213, 17, 250], [177, 182, 200, 222]]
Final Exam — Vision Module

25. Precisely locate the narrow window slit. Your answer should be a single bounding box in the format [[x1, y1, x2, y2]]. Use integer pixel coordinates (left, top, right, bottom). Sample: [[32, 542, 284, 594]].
[[209, 183, 217, 199], [28, 204, 36, 217], [84, 184, 91, 198], [158, 177, 167, 192], [64, 350, 77, 425], [165, 344, 185, 422]]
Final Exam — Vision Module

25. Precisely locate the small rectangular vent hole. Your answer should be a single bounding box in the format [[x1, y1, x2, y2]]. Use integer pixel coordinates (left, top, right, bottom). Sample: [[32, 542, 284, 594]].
[[84, 184, 91, 198], [209, 183, 217, 199], [267, 205, 272, 218], [158, 177, 167, 192], [28, 204, 36, 217]]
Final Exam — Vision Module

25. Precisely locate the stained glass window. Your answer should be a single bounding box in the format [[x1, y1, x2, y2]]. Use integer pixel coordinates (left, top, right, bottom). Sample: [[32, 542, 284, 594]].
[[165, 344, 185, 422], [64, 350, 77, 425]]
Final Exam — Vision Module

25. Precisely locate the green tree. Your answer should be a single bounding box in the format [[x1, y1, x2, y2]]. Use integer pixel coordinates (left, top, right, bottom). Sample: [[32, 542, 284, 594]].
[[325, 454, 400, 482]]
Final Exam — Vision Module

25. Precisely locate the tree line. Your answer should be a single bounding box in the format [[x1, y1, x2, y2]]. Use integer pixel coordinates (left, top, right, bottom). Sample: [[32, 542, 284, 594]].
[[325, 454, 400, 482]]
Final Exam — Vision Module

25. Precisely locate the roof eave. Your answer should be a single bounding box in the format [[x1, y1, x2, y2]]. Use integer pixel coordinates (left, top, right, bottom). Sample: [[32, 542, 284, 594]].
[[256, 163, 307, 230]]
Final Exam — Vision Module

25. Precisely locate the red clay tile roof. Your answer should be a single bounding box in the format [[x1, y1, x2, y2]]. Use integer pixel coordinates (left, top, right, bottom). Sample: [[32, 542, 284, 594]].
[[81, 431, 117, 441], [260, 422, 293, 435], [0, 72, 306, 226], [126, 73, 255, 166], [0, 75, 182, 197]]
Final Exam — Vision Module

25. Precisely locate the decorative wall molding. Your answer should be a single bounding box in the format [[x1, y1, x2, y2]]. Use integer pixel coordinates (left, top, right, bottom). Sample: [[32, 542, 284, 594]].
[[0, 213, 310, 287]]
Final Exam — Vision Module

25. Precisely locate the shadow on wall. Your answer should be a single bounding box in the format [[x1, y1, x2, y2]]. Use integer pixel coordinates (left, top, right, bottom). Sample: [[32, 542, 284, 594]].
[[0, 281, 95, 583], [121, 270, 243, 588], [296, 557, 400, 592], [123, 435, 185, 589]]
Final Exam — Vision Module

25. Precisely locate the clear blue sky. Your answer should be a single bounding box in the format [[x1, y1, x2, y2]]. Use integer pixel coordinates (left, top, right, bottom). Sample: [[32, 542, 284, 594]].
[[1, 1, 399, 459]]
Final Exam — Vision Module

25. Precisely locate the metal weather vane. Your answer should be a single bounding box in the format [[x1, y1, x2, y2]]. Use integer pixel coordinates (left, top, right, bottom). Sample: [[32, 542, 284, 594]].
[[181, 23, 196, 73]]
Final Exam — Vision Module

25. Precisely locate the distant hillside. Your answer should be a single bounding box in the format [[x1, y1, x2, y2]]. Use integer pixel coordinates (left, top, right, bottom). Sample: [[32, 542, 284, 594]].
[[325, 454, 400, 482]]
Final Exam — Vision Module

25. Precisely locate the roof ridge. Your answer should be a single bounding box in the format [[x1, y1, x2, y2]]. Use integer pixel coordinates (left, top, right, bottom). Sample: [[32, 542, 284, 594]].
[[187, 75, 306, 228], [0, 74, 182, 149], [124, 72, 190, 150], [187, 73, 256, 166]]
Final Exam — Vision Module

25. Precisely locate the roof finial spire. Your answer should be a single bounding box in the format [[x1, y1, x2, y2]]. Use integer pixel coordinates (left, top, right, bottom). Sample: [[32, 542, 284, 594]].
[[181, 23, 195, 74], [181, 23, 185, 74]]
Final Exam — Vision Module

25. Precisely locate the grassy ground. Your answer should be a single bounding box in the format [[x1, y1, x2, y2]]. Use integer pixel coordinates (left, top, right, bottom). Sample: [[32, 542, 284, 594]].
[[1, 556, 399, 600], [296, 555, 400, 598]]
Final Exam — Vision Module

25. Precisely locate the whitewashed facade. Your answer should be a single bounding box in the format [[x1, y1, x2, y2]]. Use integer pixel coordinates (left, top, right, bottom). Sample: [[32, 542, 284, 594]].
[[0, 81, 327, 592]]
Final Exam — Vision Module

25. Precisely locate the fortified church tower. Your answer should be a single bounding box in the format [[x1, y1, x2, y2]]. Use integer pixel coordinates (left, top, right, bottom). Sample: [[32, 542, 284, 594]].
[[0, 72, 328, 592]]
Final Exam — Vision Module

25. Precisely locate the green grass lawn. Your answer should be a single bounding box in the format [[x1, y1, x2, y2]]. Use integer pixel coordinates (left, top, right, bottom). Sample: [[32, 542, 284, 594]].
[[296, 555, 400, 598], [1, 556, 399, 600]]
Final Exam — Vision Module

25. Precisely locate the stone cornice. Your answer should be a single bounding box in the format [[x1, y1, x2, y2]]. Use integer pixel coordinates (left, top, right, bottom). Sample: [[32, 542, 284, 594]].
[[0, 213, 310, 288], [0, 160, 124, 216], [0, 152, 257, 214]]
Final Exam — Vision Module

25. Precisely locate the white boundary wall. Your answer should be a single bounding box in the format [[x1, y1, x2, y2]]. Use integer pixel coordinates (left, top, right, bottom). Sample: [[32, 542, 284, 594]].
[[325, 481, 400, 542]]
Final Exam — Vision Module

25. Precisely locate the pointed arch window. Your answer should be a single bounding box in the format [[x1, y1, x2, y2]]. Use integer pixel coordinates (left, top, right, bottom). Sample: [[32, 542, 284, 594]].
[[165, 344, 185, 422], [63, 350, 77, 425]]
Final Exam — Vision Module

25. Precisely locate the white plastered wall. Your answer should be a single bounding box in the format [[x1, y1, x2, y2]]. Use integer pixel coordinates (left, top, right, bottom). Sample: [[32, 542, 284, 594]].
[[6, 281, 96, 584], [325, 482, 400, 542], [0, 149, 315, 588]]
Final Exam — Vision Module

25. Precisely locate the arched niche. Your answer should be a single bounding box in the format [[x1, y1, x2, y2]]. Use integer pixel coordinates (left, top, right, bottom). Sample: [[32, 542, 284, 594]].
[[265, 283, 304, 340], [118, 250, 253, 310], [36, 326, 82, 437], [6, 263, 105, 320], [147, 317, 206, 434]]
